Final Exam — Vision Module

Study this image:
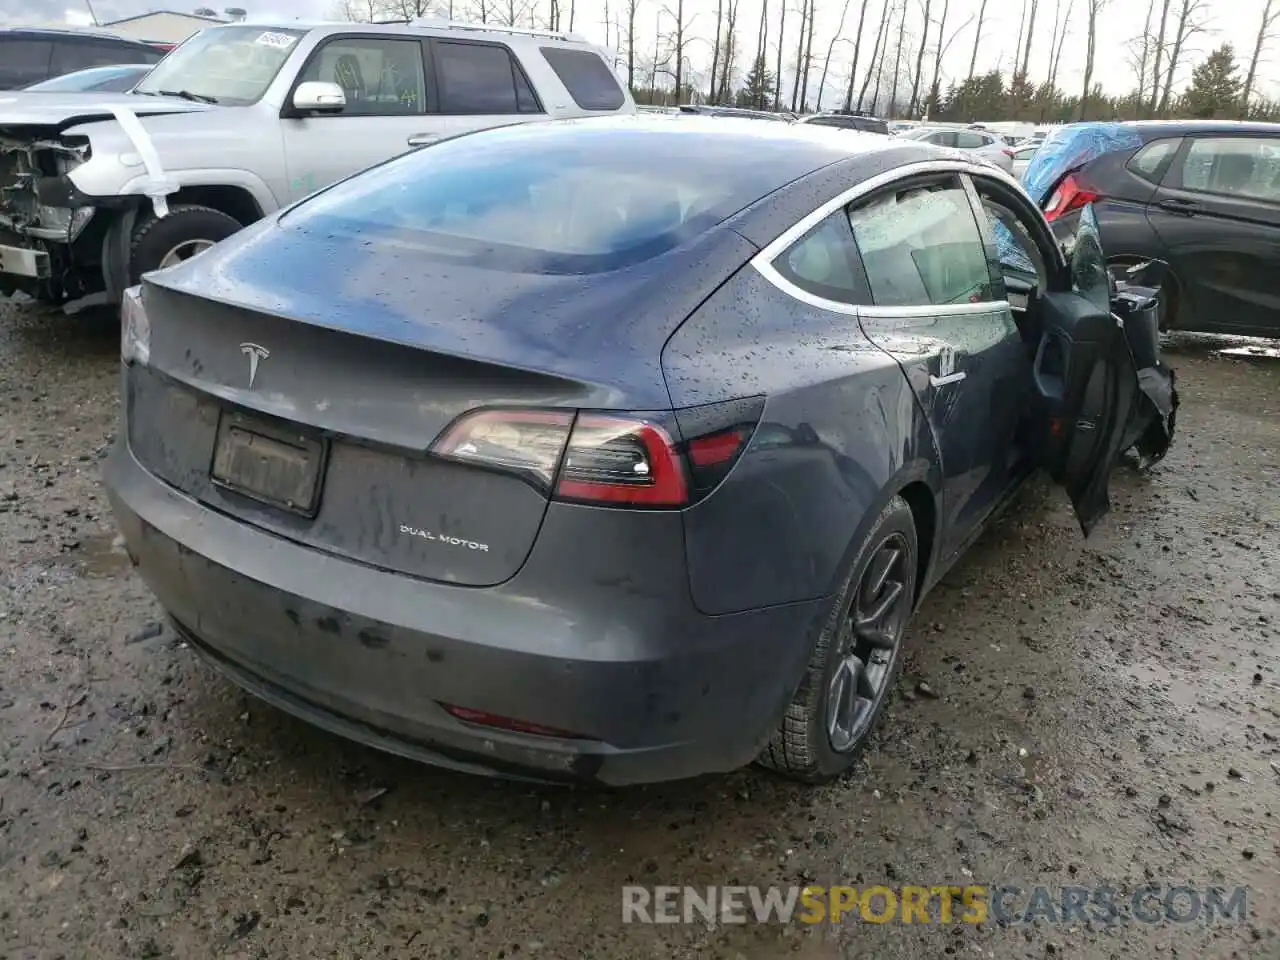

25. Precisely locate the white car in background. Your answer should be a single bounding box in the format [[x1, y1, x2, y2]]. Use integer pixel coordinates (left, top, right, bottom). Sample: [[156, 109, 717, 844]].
[[1011, 142, 1041, 178], [900, 126, 1015, 172]]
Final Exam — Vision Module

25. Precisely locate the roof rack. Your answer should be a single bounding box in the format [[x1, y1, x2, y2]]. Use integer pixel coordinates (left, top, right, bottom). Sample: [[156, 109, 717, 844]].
[[411, 17, 586, 43]]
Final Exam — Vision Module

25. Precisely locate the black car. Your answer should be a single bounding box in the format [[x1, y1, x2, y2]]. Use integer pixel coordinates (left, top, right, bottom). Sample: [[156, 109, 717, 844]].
[[798, 111, 890, 135], [0, 28, 165, 90], [105, 117, 1176, 785], [1023, 120, 1280, 338]]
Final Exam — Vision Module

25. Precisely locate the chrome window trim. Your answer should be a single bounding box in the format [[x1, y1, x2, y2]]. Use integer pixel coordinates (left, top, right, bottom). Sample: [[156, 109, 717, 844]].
[[751, 158, 1025, 319]]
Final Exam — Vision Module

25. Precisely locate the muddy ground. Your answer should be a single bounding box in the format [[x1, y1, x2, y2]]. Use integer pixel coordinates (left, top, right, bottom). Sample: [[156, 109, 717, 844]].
[[0, 303, 1276, 960]]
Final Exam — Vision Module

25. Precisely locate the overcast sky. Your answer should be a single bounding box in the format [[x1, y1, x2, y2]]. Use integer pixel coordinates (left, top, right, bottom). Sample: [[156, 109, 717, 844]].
[[8, 0, 1278, 104]]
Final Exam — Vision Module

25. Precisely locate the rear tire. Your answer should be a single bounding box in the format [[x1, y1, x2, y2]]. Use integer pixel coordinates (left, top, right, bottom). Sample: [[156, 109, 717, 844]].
[[128, 204, 242, 285], [756, 496, 918, 783]]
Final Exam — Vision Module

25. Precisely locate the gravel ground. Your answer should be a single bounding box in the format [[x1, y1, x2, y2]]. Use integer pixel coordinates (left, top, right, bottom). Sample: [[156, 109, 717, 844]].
[[0, 303, 1277, 960]]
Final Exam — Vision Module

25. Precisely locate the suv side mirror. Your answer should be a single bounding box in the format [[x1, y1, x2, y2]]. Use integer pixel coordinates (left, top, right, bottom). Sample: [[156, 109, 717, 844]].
[[292, 81, 346, 114]]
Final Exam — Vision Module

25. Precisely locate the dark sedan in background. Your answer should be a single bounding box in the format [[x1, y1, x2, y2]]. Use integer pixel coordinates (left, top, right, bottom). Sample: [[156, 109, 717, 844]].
[[1023, 119, 1280, 339], [105, 117, 1174, 785]]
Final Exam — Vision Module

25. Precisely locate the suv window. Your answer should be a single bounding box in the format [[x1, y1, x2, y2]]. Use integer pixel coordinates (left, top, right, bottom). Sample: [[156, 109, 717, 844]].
[[299, 37, 425, 115], [1127, 138, 1179, 183], [849, 178, 994, 307], [435, 40, 540, 114], [0, 38, 53, 88], [1177, 137, 1280, 203], [928, 131, 958, 147], [955, 131, 990, 149], [771, 213, 867, 304], [539, 47, 623, 110]]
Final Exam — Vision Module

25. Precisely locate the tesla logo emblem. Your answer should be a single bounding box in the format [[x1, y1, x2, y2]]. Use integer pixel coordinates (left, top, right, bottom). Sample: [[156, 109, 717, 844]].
[[240, 342, 269, 388]]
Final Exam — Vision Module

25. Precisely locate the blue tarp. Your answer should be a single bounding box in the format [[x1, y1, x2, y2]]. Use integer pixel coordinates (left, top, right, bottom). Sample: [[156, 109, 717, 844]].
[[1019, 123, 1144, 206]]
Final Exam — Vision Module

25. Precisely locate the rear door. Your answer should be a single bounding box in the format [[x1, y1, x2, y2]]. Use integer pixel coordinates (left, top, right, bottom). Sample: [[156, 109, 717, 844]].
[[429, 38, 545, 137], [1145, 133, 1280, 337]]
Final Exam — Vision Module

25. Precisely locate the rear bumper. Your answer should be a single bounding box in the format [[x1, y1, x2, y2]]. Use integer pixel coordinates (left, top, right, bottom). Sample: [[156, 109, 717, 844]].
[[104, 438, 827, 785]]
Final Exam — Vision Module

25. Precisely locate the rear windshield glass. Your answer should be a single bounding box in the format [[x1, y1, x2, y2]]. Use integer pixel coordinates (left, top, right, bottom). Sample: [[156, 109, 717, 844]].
[[539, 47, 625, 110], [281, 124, 782, 274]]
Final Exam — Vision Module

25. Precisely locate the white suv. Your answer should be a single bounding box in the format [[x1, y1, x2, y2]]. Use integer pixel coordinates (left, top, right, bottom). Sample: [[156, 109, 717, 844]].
[[0, 19, 634, 308]]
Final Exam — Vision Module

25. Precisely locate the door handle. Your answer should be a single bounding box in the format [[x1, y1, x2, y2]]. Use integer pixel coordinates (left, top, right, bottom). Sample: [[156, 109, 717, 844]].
[[407, 133, 441, 147], [929, 372, 967, 387], [1158, 198, 1199, 216]]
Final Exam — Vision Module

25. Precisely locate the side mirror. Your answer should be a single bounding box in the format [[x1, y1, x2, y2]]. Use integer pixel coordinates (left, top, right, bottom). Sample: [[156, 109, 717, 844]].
[[291, 81, 346, 114]]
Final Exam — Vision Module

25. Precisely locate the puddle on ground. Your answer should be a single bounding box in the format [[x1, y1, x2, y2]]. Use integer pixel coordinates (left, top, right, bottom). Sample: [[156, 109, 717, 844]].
[[74, 531, 132, 578]]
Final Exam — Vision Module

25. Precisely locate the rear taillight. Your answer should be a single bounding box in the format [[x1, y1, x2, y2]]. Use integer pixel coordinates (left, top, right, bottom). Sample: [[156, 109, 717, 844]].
[[556, 415, 688, 506], [1043, 173, 1100, 222], [430, 397, 764, 509], [1002, 148, 1015, 158]]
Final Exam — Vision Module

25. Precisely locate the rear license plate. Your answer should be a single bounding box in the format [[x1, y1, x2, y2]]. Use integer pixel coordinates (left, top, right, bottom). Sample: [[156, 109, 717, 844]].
[[210, 413, 325, 516]]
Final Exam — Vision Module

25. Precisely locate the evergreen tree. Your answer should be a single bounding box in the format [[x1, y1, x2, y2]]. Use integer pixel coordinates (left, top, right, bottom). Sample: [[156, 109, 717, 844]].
[[1182, 44, 1242, 118], [739, 54, 776, 109]]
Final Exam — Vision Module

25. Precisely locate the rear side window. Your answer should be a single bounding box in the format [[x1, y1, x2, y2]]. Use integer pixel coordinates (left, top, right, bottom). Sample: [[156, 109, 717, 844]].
[[435, 40, 541, 114], [929, 131, 958, 147], [849, 179, 995, 307], [0, 38, 53, 87], [539, 47, 624, 110], [955, 131, 990, 149], [1176, 137, 1280, 203], [771, 213, 867, 304], [1127, 138, 1179, 184]]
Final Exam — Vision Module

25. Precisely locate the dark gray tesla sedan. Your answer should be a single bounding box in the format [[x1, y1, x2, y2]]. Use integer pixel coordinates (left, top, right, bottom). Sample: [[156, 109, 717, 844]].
[[105, 116, 1176, 785]]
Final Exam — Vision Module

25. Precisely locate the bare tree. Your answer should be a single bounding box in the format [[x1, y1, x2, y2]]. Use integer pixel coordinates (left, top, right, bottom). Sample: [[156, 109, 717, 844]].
[[1013, 0, 1027, 73], [1241, 0, 1280, 109], [967, 0, 988, 79], [1079, 0, 1111, 119], [753, 0, 770, 107], [1047, 0, 1072, 88], [888, 0, 908, 116], [799, 0, 817, 109], [790, 0, 811, 112], [842, 0, 873, 109], [774, 1, 786, 108], [927, 0, 973, 112], [547, 0, 560, 29], [493, 0, 532, 25], [569, 0, 575, 29], [710, 0, 724, 102], [624, 0, 640, 90], [1043, 0, 1068, 87], [1019, 0, 1038, 77], [908, 0, 932, 116], [337, 0, 383, 21], [1149, 0, 1172, 115], [663, 0, 689, 103], [1156, 0, 1211, 115], [817, 0, 854, 111], [858, 0, 890, 110], [1127, 0, 1157, 108], [716, 0, 741, 102]]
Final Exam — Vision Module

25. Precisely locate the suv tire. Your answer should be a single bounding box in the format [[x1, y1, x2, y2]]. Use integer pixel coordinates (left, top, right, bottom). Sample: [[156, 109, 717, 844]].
[[128, 205, 242, 284], [757, 496, 918, 783]]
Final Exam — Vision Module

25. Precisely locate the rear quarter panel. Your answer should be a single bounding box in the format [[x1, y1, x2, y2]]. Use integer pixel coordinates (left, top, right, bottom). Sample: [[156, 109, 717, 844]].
[[663, 268, 939, 616]]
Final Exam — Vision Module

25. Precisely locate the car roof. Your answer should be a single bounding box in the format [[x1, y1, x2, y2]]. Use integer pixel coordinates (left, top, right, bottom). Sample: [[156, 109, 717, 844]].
[[1109, 119, 1280, 138], [216, 17, 594, 47], [0, 26, 158, 46], [519, 114, 907, 179]]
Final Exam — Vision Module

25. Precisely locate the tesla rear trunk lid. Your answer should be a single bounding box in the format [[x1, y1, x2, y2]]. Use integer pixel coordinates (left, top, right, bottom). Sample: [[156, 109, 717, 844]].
[[129, 226, 755, 586]]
